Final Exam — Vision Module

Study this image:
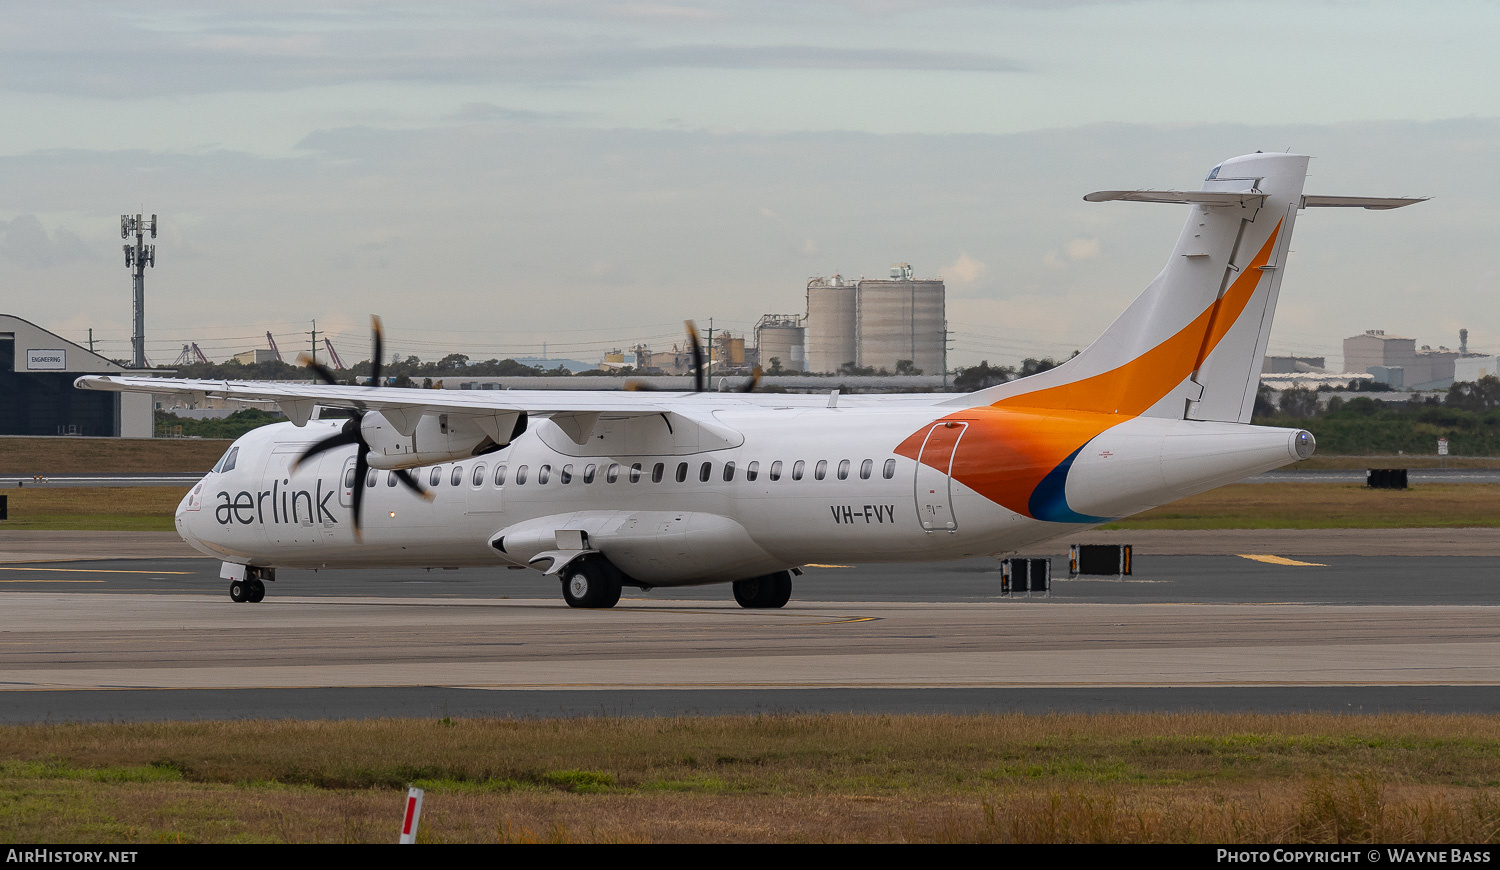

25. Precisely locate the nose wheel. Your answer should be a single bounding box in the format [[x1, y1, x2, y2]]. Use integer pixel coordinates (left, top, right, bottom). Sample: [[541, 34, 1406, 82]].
[[226, 567, 271, 603]]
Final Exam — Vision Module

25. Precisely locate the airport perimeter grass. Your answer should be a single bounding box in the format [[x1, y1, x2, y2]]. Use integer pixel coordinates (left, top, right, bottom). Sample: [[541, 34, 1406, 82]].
[[0, 487, 181, 531], [0, 436, 228, 474], [4, 713, 1500, 843]]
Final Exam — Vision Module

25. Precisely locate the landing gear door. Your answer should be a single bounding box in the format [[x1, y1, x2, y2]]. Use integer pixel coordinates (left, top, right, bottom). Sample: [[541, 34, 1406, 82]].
[[914, 421, 967, 532]]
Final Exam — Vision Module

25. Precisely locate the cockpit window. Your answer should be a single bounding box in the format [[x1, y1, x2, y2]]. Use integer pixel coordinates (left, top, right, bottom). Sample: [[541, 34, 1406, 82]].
[[1206, 163, 1222, 181], [220, 447, 239, 473]]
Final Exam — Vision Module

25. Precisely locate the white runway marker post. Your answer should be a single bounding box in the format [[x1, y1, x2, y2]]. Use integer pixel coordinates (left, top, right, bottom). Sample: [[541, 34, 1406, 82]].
[[399, 787, 424, 844]]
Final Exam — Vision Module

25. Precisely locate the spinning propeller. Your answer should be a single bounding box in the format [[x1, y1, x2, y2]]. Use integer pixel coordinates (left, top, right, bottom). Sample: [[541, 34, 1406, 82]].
[[292, 316, 430, 540], [626, 321, 761, 392]]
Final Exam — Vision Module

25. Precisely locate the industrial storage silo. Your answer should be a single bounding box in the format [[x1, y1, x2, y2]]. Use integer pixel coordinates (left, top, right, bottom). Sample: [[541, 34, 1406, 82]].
[[855, 264, 945, 375], [806, 275, 857, 374], [754, 314, 806, 373]]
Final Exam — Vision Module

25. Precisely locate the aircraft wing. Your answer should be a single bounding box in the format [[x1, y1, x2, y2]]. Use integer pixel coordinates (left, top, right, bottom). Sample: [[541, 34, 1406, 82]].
[[75, 374, 673, 428]]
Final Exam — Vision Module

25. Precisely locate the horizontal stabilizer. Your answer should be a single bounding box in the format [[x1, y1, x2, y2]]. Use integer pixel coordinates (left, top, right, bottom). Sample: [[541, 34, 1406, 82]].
[[1083, 189, 1266, 207], [1300, 195, 1428, 210]]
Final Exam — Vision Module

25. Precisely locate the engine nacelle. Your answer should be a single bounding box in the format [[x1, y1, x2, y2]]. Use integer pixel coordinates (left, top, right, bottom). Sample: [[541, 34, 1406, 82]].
[[361, 409, 524, 470]]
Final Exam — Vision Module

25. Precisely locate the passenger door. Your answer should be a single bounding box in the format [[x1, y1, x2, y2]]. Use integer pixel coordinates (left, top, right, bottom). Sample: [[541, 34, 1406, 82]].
[[913, 421, 967, 531]]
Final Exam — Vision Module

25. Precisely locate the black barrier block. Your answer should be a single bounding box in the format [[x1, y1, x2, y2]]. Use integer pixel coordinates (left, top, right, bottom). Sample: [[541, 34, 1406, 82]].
[[0, 494, 6, 520], [1070, 544, 1132, 577], [1367, 468, 1408, 490], [1000, 558, 1051, 596]]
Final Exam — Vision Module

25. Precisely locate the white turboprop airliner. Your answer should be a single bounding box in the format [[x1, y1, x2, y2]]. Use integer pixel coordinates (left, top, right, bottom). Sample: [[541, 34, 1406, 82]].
[[79, 153, 1423, 609]]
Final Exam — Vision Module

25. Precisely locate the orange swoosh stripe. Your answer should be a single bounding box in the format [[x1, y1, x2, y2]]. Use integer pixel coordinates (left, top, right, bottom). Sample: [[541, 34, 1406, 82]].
[[898, 219, 1282, 518]]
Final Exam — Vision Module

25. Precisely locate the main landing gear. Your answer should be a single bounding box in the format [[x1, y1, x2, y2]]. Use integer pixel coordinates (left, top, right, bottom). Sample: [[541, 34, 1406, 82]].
[[225, 565, 273, 604], [732, 571, 792, 609], [560, 556, 623, 609]]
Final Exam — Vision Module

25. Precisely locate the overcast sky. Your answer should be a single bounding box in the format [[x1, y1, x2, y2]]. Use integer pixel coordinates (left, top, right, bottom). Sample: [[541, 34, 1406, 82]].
[[2, 0, 1496, 370]]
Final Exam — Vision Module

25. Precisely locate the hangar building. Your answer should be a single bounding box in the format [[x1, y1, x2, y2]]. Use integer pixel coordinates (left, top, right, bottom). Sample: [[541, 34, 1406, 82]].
[[0, 314, 153, 437]]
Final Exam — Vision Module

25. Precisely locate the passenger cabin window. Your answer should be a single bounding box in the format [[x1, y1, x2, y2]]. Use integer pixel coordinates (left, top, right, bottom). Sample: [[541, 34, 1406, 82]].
[[651, 462, 665, 483], [860, 459, 873, 480], [837, 459, 850, 480], [629, 463, 642, 483], [722, 461, 735, 482], [450, 466, 464, 487], [792, 460, 805, 481], [472, 464, 486, 486], [769, 460, 782, 481], [365, 469, 378, 487], [699, 462, 712, 482], [387, 471, 398, 487], [344, 467, 356, 488], [430, 467, 443, 487], [583, 464, 597, 484], [883, 458, 896, 479], [746, 461, 759, 482], [494, 465, 507, 486], [516, 465, 529, 485], [675, 462, 688, 483], [561, 464, 573, 484], [815, 460, 827, 481], [607, 463, 620, 483], [539, 465, 551, 485]]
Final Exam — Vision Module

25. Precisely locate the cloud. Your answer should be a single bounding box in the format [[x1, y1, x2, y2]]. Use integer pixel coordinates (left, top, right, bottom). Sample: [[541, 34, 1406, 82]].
[[0, 6, 1022, 98], [0, 215, 94, 268], [944, 251, 986, 283], [1065, 236, 1100, 260]]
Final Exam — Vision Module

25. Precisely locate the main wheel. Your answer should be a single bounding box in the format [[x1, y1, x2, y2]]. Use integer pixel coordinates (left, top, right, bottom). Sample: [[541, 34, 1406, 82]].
[[561, 558, 622, 609], [247, 579, 266, 603], [228, 579, 249, 603], [733, 571, 793, 609]]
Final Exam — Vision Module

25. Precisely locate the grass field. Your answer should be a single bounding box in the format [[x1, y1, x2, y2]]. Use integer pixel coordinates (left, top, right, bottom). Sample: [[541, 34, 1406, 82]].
[[0, 436, 229, 474], [1106, 483, 1500, 530], [3, 713, 1500, 843], [0, 487, 182, 531]]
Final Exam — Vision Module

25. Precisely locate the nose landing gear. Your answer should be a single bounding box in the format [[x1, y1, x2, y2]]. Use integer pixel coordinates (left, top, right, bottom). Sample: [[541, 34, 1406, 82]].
[[223, 564, 273, 604]]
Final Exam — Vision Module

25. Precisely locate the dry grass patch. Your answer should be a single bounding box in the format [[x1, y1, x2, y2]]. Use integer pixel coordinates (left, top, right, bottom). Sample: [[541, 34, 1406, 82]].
[[1109, 483, 1500, 529], [0, 436, 229, 474], [0, 486, 183, 531], [5, 713, 1500, 842]]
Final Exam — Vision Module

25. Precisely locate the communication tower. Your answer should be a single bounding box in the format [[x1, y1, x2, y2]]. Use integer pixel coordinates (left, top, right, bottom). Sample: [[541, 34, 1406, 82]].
[[120, 213, 157, 369]]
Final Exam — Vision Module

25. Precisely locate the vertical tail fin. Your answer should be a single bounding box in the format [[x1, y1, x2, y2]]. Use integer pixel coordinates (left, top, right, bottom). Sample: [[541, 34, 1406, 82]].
[[953, 152, 1309, 423]]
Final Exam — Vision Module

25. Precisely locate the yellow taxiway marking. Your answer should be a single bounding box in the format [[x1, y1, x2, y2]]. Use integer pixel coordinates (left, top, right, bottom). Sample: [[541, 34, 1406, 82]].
[[0, 579, 106, 584], [1237, 554, 1327, 567], [804, 564, 853, 569], [0, 566, 197, 575]]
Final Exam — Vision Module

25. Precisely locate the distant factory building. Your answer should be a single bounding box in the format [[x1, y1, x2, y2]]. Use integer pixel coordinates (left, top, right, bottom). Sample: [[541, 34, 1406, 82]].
[[1262, 355, 1326, 374], [1455, 355, 1500, 384], [0, 314, 152, 437], [754, 314, 806, 373], [1343, 329, 1478, 390], [804, 264, 945, 374], [231, 348, 279, 365]]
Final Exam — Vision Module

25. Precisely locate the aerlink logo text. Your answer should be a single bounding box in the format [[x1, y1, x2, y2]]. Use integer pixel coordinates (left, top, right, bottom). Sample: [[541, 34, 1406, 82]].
[[215, 480, 338, 526], [1218, 850, 1491, 864]]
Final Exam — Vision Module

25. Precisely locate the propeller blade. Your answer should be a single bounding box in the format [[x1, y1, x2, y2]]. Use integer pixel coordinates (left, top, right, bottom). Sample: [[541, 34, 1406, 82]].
[[685, 320, 705, 392], [369, 315, 384, 387], [393, 468, 434, 502], [738, 365, 762, 393], [297, 352, 341, 387], [290, 419, 361, 472], [349, 449, 369, 542]]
